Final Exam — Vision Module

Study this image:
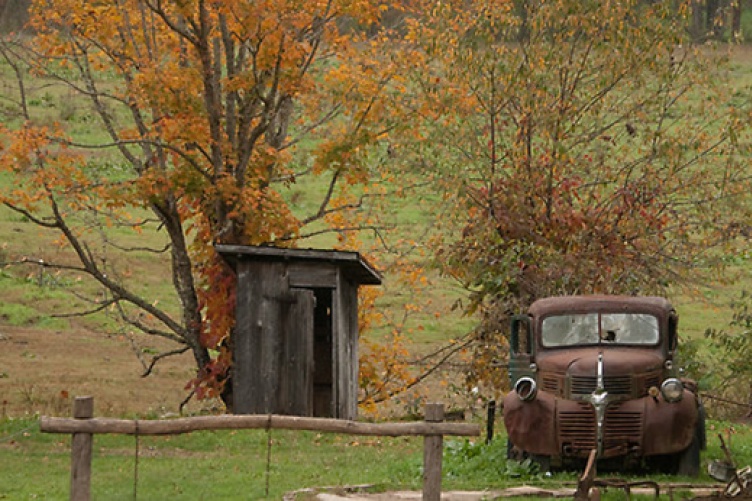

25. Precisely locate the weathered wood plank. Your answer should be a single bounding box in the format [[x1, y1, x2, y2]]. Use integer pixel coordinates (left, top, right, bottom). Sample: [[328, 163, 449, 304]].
[[232, 263, 255, 414], [258, 262, 287, 413], [216, 245, 381, 285], [70, 396, 93, 501], [344, 278, 359, 420], [233, 261, 288, 414], [40, 414, 480, 437], [422, 403, 445, 501], [333, 270, 359, 419], [287, 264, 337, 288], [280, 289, 314, 416]]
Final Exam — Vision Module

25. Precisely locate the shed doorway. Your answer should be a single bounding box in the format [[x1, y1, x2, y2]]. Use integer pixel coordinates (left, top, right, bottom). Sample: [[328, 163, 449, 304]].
[[312, 288, 334, 417]]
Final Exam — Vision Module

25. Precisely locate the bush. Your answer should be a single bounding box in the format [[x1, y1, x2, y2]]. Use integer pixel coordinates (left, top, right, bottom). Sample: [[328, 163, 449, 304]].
[[443, 437, 540, 482], [704, 291, 752, 419]]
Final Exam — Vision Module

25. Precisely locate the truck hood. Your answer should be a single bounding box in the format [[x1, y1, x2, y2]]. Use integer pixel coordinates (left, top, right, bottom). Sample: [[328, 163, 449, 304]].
[[537, 348, 664, 376]]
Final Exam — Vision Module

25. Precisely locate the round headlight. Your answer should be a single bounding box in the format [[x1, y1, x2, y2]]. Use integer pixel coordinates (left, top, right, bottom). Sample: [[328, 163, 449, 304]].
[[660, 378, 684, 403], [515, 377, 538, 402]]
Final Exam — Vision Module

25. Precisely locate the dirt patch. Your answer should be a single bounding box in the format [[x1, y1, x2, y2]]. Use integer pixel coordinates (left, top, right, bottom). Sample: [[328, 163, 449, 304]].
[[0, 322, 469, 420], [0, 324, 219, 418]]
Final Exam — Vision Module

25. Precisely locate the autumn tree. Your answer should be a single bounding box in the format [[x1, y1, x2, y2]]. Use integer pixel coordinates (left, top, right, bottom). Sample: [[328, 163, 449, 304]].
[[394, 0, 752, 391], [0, 0, 405, 408]]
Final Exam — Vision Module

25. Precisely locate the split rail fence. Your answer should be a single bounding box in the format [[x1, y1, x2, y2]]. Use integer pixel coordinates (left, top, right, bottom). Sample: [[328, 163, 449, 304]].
[[40, 396, 480, 501]]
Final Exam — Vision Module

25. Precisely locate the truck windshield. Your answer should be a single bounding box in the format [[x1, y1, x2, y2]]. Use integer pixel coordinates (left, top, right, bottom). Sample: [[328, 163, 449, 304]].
[[541, 313, 659, 347]]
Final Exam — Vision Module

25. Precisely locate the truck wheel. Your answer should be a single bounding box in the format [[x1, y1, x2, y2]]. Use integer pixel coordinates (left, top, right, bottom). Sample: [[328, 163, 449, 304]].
[[676, 407, 705, 477], [507, 439, 527, 461], [649, 406, 704, 476], [530, 454, 551, 473], [506, 439, 551, 472], [675, 433, 701, 476]]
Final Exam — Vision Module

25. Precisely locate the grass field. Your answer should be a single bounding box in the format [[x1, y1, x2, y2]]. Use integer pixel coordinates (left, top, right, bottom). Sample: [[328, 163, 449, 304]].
[[2, 415, 752, 499], [0, 422, 424, 499]]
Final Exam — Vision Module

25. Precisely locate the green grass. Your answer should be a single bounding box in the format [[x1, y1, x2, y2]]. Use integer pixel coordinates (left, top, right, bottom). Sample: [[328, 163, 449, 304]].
[[2, 417, 751, 499], [0, 418, 424, 499]]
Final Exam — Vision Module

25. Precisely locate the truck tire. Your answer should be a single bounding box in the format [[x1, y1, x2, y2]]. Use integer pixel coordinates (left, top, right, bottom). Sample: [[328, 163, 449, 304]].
[[675, 433, 701, 476], [506, 439, 551, 472], [676, 406, 705, 477], [506, 439, 528, 461], [648, 404, 704, 476]]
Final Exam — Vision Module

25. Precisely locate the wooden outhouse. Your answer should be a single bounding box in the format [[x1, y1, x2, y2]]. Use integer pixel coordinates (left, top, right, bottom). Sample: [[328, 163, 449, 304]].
[[216, 245, 381, 420]]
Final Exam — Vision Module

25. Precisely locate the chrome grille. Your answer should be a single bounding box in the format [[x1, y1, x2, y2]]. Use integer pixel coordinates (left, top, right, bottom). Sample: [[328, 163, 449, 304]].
[[558, 404, 643, 456]]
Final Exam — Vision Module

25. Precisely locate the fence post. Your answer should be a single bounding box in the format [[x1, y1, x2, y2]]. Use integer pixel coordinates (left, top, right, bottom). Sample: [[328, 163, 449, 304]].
[[486, 400, 496, 445], [70, 396, 94, 501], [422, 402, 444, 501]]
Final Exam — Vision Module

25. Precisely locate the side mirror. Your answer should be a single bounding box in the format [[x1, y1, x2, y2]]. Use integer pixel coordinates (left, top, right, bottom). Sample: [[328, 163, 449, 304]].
[[510, 315, 532, 356]]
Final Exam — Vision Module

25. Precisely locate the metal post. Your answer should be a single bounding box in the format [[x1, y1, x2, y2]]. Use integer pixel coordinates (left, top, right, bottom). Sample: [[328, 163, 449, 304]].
[[486, 400, 496, 444]]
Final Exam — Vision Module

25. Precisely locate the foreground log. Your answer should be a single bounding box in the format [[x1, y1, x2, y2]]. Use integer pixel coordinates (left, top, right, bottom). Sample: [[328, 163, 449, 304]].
[[41, 412, 478, 437]]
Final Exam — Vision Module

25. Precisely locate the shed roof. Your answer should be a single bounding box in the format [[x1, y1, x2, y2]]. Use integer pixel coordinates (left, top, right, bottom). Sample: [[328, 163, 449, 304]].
[[215, 244, 382, 285]]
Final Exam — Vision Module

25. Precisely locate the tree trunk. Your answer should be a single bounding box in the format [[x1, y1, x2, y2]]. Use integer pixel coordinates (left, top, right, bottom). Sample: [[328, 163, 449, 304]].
[[732, 0, 742, 41], [0, 0, 29, 32], [691, 0, 705, 42], [706, 0, 724, 40], [515, 0, 530, 43]]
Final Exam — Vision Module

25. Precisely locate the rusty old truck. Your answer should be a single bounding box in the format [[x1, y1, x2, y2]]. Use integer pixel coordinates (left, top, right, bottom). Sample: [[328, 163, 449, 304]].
[[503, 295, 705, 476]]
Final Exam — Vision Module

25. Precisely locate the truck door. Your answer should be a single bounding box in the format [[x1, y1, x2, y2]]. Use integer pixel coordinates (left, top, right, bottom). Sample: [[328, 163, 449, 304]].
[[509, 314, 534, 384]]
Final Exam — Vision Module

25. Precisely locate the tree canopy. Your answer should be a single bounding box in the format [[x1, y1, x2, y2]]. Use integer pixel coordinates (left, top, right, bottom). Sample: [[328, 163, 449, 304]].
[[394, 0, 752, 391], [0, 0, 401, 406]]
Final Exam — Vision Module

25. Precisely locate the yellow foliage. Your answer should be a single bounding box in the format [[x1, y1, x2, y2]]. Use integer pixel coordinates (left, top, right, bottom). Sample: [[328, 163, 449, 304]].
[[1, 0, 412, 406]]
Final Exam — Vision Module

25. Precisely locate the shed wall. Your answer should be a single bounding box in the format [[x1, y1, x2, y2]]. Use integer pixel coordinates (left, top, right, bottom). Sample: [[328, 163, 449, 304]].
[[232, 260, 360, 419], [334, 272, 359, 420], [233, 261, 288, 414]]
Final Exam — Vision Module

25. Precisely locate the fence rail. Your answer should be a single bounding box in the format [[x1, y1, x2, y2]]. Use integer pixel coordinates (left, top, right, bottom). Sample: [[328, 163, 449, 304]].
[[40, 396, 480, 501], [40, 413, 479, 437]]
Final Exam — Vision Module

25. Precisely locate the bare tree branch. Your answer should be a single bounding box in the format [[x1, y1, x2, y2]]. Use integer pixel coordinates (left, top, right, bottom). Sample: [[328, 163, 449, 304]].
[[141, 346, 190, 378]]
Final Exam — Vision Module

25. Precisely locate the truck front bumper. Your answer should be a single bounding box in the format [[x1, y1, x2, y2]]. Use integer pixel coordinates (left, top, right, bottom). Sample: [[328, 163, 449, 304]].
[[503, 389, 698, 459]]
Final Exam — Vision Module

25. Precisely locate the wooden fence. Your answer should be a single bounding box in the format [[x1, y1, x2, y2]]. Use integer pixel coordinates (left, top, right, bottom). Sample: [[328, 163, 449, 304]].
[[40, 396, 480, 501]]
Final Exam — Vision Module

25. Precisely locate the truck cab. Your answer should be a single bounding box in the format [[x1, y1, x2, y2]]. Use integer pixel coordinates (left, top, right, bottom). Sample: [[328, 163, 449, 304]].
[[503, 295, 704, 475]]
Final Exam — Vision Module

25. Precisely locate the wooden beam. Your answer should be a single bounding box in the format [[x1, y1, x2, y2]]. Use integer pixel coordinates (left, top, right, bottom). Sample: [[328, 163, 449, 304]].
[[70, 396, 93, 501], [422, 403, 445, 501], [40, 414, 480, 437]]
